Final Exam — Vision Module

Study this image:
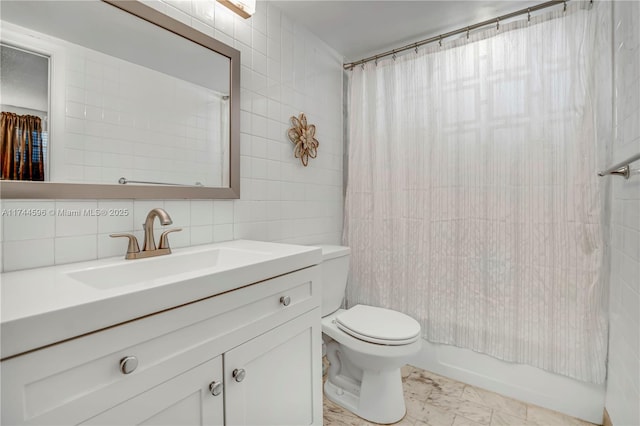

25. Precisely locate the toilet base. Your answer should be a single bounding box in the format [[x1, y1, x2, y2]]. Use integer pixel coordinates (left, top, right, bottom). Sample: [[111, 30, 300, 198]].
[[324, 367, 406, 424]]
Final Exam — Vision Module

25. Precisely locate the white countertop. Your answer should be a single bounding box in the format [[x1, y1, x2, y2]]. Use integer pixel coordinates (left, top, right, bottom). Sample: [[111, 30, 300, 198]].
[[0, 240, 322, 359]]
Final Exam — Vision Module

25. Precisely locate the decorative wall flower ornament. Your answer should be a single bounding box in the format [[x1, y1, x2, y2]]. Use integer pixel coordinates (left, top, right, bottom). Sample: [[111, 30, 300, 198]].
[[287, 113, 319, 167]]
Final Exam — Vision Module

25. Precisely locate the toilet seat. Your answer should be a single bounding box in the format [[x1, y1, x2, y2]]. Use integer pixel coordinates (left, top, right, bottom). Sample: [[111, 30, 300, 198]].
[[335, 305, 421, 345]]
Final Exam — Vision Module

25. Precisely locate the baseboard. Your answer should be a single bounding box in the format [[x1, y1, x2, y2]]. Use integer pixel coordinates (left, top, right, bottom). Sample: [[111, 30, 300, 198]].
[[603, 408, 613, 426], [409, 339, 606, 424]]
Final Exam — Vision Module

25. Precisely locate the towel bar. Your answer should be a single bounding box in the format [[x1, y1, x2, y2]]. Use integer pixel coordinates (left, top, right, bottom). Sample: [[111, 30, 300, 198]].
[[598, 152, 640, 179]]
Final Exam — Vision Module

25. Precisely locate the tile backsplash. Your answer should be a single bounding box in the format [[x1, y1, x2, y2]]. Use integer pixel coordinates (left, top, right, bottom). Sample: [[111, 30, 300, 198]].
[[0, 0, 344, 272], [1, 199, 235, 270]]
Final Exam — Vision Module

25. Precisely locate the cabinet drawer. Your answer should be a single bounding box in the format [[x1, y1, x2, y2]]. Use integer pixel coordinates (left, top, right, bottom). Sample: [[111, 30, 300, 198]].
[[1, 266, 320, 425]]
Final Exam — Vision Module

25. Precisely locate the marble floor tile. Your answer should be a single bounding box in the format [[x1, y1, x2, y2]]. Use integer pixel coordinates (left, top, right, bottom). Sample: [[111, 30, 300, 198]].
[[404, 372, 435, 401], [407, 398, 456, 426], [408, 369, 466, 399], [491, 410, 539, 426], [451, 400, 493, 425], [323, 392, 416, 426], [393, 416, 418, 426], [323, 398, 365, 426], [323, 364, 595, 426], [461, 385, 527, 419], [405, 392, 431, 417], [403, 364, 420, 379], [453, 415, 486, 426], [426, 393, 492, 425]]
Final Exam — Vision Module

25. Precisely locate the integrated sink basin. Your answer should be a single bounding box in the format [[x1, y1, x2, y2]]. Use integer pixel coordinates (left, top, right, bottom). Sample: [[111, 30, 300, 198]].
[[68, 246, 273, 289], [1, 240, 322, 359]]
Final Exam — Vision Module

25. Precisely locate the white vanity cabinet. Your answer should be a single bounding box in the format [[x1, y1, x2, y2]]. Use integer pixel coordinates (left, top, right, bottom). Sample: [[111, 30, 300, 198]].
[[83, 356, 225, 426], [1, 266, 322, 426], [224, 310, 320, 425]]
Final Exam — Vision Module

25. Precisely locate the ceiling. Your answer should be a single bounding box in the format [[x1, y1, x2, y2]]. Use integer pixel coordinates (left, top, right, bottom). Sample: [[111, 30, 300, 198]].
[[268, 1, 543, 62]]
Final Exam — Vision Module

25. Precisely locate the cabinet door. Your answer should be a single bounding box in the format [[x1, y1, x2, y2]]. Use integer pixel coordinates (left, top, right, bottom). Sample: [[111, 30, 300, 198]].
[[224, 309, 322, 426], [82, 356, 224, 426]]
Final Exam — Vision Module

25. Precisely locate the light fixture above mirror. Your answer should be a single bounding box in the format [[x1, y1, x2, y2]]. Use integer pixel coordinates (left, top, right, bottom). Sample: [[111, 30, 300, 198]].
[[217, 0, 256, 19]]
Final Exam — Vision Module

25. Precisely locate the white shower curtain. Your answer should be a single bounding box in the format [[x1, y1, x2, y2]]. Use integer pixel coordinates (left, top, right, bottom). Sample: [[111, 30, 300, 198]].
[[344, 3, 610, 383]]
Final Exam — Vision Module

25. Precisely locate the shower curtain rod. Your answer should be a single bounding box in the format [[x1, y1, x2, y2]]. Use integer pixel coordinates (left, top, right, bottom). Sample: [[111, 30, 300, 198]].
[[343, 0, 577, 70]]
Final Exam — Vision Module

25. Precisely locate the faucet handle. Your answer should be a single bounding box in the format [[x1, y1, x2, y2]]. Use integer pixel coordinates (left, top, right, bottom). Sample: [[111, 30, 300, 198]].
[[110, 233, 141, 255], [158, 228, 182, 250]]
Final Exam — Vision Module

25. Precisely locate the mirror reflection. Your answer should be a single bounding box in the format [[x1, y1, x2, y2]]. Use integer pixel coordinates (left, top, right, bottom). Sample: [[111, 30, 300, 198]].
[[1, 44, 49, 181], [0, 0, 237, 191]]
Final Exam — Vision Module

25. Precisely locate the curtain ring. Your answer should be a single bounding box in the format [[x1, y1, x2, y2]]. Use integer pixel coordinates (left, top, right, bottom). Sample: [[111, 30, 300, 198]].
[[527, 8, 531, 22], [361, 63, 365, 70], [439, 35, 442, 47], [563, 0, 567, 12], [496, 18, 500, 31], [414, 44, 419, 54], [392, 50, 397, 61], [375, 58, 378, 66], [466, 27, 470, 39]]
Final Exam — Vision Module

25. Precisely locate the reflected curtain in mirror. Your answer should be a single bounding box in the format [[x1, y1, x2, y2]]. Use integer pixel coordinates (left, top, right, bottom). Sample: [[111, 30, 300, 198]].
[[1, 112, 45, 181]]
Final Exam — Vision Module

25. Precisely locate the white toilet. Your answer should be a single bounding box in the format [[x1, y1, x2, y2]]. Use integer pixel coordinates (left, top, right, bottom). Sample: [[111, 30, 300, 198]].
[[318, 245, 421, 424]]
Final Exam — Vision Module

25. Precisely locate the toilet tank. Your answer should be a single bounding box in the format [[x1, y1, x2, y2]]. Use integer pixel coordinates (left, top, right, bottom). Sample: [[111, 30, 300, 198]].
[[316, 245, 351, 317]]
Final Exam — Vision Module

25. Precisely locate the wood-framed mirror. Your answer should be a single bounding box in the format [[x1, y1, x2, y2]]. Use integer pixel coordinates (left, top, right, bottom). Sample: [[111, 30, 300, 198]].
[[0, 0, 240, 199]]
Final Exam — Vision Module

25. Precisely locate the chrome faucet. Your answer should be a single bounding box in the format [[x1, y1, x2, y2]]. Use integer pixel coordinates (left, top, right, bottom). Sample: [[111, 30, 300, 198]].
[[110, 208, 182, 259]]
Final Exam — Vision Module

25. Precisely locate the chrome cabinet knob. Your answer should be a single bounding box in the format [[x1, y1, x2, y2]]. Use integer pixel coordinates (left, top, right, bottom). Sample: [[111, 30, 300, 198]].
[[209, 381, 223, 396], [119, 356, 138, 374], [232, 368, 246, 382], [280, 296, 291, 306]]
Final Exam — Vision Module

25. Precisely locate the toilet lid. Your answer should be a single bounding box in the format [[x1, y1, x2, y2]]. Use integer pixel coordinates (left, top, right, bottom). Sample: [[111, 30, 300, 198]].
[[335, 305, 421, 345]]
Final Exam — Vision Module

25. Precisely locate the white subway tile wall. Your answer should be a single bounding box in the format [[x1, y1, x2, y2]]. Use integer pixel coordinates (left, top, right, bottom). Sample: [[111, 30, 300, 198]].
[[605, 1, 640, 425], [0, 0, 344, 272]]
